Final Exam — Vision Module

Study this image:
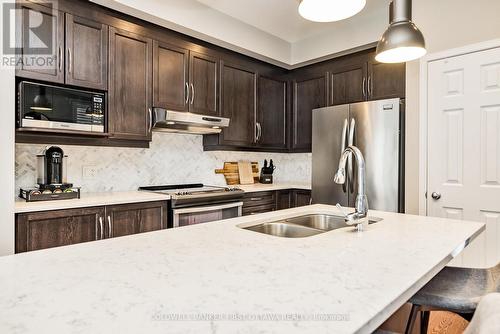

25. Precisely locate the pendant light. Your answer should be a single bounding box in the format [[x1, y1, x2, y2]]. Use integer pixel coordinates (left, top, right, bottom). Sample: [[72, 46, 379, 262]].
[[375, 0, 426, 63], [298, 0, 366, 22]]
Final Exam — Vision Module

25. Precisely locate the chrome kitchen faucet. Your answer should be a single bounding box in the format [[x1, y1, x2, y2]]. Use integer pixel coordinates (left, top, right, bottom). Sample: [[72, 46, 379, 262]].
[[334, 145, 369, 231]]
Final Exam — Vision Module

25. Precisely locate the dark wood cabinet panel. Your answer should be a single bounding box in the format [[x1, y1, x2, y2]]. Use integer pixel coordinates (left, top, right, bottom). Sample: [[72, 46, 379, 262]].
[[219, 61, 257, 146], [65, 14, 108, 90], [16, 207, 105, 253], [15, 201, 167, 253], [15, 2, 65, 83], [108, 27, 152, 141], [106, 201, 167, 238], [153, 41, 189, 111], [257, 76, 287, 149], [367, 60, 406, 100], [330, 64, 366, 106], [189, 51, 218, 115], [293, 190, 312, 207], [276, 189, 293, 210], [292, 73, 328, 151]]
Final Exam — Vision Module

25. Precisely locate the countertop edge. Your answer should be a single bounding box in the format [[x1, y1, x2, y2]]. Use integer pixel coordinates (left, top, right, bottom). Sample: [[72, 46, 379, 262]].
[[14, 184, 311, 213]]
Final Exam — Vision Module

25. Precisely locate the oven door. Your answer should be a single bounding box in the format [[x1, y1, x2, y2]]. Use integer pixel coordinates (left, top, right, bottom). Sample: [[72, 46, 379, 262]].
[[172, 201, 243, 228]]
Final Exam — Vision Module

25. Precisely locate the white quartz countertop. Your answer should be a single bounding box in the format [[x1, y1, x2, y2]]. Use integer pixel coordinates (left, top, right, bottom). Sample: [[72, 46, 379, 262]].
[[14, 183, 310, 213], [14, 191, 171, 213], [0, 204, 484, 334]]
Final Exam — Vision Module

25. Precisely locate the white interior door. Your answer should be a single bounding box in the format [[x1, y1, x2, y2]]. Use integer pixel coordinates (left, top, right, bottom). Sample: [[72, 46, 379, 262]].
[[427, 46, 500, 268]]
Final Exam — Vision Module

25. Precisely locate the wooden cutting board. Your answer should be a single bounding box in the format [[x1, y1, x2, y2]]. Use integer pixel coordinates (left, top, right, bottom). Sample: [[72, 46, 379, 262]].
[[215, 162, 260, 185], [238, 161, 254, 184]]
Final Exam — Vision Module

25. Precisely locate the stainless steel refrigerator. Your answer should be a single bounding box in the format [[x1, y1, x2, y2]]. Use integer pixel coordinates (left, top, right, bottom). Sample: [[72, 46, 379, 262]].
[[312, 98, 404, 213]]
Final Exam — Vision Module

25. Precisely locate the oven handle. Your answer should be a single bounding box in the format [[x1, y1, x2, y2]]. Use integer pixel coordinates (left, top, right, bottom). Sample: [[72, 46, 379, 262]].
[[173, 201, 243, 215], [172, 201, 243, 227]]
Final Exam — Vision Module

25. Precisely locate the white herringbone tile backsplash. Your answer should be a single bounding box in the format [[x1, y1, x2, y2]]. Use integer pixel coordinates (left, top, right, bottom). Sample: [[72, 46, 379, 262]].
[[15, 133, 311, 194]]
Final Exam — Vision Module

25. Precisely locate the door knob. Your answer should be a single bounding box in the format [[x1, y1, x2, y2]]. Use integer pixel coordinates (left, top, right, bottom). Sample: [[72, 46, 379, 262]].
[[431, 192, 441, 200]]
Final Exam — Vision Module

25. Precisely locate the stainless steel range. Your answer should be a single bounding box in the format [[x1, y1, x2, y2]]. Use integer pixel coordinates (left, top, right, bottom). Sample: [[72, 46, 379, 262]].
[[139, 184, 244, 228]]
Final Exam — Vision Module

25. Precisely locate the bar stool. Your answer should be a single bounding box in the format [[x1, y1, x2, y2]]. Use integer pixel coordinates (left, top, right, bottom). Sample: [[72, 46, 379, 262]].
[[405, 262, 500, 334]]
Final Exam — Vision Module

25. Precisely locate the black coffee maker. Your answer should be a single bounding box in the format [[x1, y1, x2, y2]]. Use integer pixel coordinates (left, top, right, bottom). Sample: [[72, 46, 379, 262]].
[[19, 146, 80, 202], [37, 146, 72, 189]]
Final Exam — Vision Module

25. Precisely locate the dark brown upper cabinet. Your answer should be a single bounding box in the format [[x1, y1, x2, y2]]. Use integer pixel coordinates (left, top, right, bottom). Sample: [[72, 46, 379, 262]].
[[15, 4, 108, 90], [153, 43, 218, 115], [292, 72, 328, 151], [217, 61, 257, 147], [16, 207, 105, 253], [15, 1, 65, 84], [367, 59, 406, 100], [153, 41, 189, 111], [65, 14, 108, 90], [257, 75, 287, 149], [330, 52, 405, 106], [330, 62, 366, 106], [108, 27, 153, 141], [189, 51, 218, 115]]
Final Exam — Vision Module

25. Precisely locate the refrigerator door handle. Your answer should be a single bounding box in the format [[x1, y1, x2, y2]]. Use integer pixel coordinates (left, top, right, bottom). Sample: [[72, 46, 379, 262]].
[[340, 118, 348, 193], [348, 118, 356, 194]]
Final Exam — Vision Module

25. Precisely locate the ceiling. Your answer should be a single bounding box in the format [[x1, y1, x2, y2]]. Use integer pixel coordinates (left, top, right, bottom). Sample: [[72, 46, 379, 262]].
[[196, 0, 389, 43], [93, 0, 390, 66]]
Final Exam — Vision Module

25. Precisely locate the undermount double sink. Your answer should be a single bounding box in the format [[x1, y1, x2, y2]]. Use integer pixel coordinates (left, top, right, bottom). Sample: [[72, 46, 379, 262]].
[[241, 214, 382, 238]]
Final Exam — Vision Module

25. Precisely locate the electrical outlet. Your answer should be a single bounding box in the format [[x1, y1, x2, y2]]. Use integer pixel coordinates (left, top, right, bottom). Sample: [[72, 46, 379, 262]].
[[82, 166, 98, 179]]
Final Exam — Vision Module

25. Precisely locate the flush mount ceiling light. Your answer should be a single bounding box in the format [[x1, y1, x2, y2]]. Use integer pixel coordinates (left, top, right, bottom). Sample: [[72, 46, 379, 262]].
[[298, 0, 366, 22], [375, 0, 426, 63]]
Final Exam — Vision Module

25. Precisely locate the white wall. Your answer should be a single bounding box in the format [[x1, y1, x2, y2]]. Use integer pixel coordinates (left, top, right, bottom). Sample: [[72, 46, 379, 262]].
[[404, 0, 500, 214], [0, 0, 16, 255]]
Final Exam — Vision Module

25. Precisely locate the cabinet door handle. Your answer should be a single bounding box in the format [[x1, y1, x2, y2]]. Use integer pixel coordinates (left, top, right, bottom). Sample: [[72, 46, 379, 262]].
[[148, 108, 153, 133], [190, 83, 195, 105], [362, 77, 366, 98], [67, 48, 72, 74], [58, 46, 63, 72], [256, 122, 262, 142], [185, 82, 189, 104], [99, 217, 104, 240], [107, 216, 112, 238], [254, 123, 258, 143], [367, 76, 372, 98]]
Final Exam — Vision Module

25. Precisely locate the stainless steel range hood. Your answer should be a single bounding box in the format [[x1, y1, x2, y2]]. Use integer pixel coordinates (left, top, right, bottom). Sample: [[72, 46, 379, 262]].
[[151, 108, 229, 135]]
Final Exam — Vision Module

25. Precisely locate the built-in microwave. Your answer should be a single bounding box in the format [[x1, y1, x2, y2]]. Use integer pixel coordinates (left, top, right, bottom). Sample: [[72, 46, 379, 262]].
[[18, 81, 105, 133]]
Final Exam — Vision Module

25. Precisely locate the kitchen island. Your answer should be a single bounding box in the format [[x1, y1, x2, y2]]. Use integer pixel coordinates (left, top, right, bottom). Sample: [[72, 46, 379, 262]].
[[0, 204, 484, 334]]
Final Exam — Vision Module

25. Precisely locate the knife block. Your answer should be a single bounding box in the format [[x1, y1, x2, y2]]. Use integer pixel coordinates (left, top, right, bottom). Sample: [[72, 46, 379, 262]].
[[259, 173, 273, 184]]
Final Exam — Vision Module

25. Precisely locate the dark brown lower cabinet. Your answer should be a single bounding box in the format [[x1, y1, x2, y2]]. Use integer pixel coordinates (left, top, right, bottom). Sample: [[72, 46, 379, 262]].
[[293, 190, 312, 207], [16, 207, 105, 253], [276, 189, 293, 210], [106, 201, 167, 238], [243, 189, 312, 215], [15, 201, 167, 253]]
